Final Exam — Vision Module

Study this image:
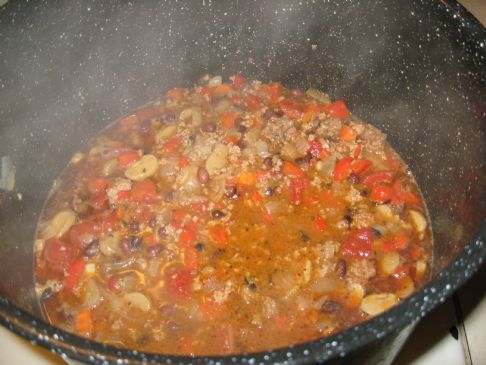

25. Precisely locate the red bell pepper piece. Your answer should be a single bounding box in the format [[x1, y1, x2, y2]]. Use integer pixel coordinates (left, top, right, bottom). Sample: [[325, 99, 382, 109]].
[[340, 125, 357, 141], [341, 228, 373, 259], [333, 157, 353, 181], [362, 171, 395, 185], [370, 185, 394, 203], [351, 159, 372, 174], [165, 266, 193, 299], [328, 100, 349, 119], [289, 177, 309, 205], [43, 238, 78, 274], [246, 95, 262, 111], [179, 221, 198, 248], [87, 177, 107, 195], [282, 161, 306, 178]]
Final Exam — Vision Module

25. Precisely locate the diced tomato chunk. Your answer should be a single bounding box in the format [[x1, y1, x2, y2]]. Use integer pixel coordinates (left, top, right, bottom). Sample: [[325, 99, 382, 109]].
[[64, 258, 85, 292], [341, 228, 373, 259], [162, 136, 181, 155], [289, 177, 309, 205], [165, 265, 193, 299], [130, 180, 157, 203], [351, 159, 371, 174], [280, 99, 304, 119], [87, 177, 107, 194], [263, 82, 283, 103], [179, 221, 198, 248], [232, 74, 247, 90], [88, 192, 107, 210], [328, 100, 349, 119], [69, 221, 98, 248], [136, 106, 157, 121], [307, 140, 325, 159], [117, 151, 139, 168], [43, 238, 78, 274], [219, 112, 237, 129], [340, 125, 357, 142], [246, 94, 262, 111], [171, 208, 187, 229]]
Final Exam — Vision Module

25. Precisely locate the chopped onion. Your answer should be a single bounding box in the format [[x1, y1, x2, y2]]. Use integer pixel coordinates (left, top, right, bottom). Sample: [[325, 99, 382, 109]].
[[208, 75, 223, 87], [378, 252, 400, 276], [309, 277, 342, 293], [294, 137, 309, 156], [99, 232, 122, 257], [306, 88, 331, 103], [84, 279, 101, 309], [41, 209, 76, 239], [264, 200, 281, 215], [205, 143, 228, 175], [255, 140, 270, 157], [281, 143, 298, 161], [245, 127, 261, 146], [180, 165, 201, 192], [214, 99, 231, 114]]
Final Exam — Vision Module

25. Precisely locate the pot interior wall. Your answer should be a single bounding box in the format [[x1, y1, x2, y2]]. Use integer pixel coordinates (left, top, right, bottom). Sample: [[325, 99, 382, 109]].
[[0, 0, 485, 332]]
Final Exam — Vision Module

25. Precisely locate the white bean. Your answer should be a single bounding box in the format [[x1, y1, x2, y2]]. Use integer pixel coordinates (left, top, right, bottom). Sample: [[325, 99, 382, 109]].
[[409, 210, 427, 235], [122, 292, 151, 312], [99, 232, 121, 257], [124, 154, 158, 181], [378, 252, 400, 276], [155, 124, 177, 143], [361, 293, 399, 316]]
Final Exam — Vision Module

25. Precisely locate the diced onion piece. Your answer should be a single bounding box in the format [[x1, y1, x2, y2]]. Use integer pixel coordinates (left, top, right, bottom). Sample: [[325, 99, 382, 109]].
[[69, 152, 85, 164], [85, 279, 101, 309], [375, 204, 394, 221], [205, 143, 228, 175], [122, 292, 151, 312], [102, 159, 118, 177], [208, 75, 223, 87], [378, 252, 400, 276], [100, 232, 121, 257], [264, 200, 281, 215], [255, 140, 270, 157], [124, 154, 158, 181], [317, 155, 337, 176], [409, 210, 427, 234], [245, 127, 261, 146], [156, 125, 177, 143], [301, 259, 312, 285], [309, 277, 341, 293], [214, 99, 231, 114], [281, 143, 298, 161], [306, 88, 331, 103], [159, 163, 178, 178], [360, 293, 399, 316], [191, 106, 202, 126], [180, 165, 201, 192], [42, 209, 76, 239]]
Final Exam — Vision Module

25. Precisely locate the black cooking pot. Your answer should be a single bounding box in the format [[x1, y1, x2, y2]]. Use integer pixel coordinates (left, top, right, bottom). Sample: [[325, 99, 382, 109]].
[[0, 0, 485, 364]]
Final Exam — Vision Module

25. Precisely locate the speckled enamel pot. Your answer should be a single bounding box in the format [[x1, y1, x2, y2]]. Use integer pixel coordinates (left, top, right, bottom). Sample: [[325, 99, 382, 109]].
[[0, 0, 484, 364]]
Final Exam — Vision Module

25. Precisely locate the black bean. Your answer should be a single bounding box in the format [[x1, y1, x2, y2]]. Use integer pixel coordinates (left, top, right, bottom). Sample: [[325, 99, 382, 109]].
[[234, 117, 245, 130], [263, 186, 273, 196], [197, 166, 209, 184], [146, 244, 164, 258], [83, 239, 100, 258], [263, 156, 273, 168], [128, 222, 139, 232], [237, 139, 248, 149], [166, 321, 178, 331], [164, 191, 175, 202], [335, 259, 347, 278], [262, 109, 276, 120], [225, 185, 238, 199], [41, 287, 53, 301], [201, 122, 217, 133], [244, 277, 258, 291], [162, 112, 176, 123], [130, 236, 142, 248], [348, 173, 361, 184], [212, 209, 225, 219], [194, 242, 205, 252], [299, 230, 310, 243], [158, 226, 167, 238], [274, 109, 284, 117], [372, 227, 382, 238], [343, 215, 353, 224], [159, 304, 175, 317], [148, 217, 157, 228], [320, 299, 342, 313], [140, 120, 151, 133]]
